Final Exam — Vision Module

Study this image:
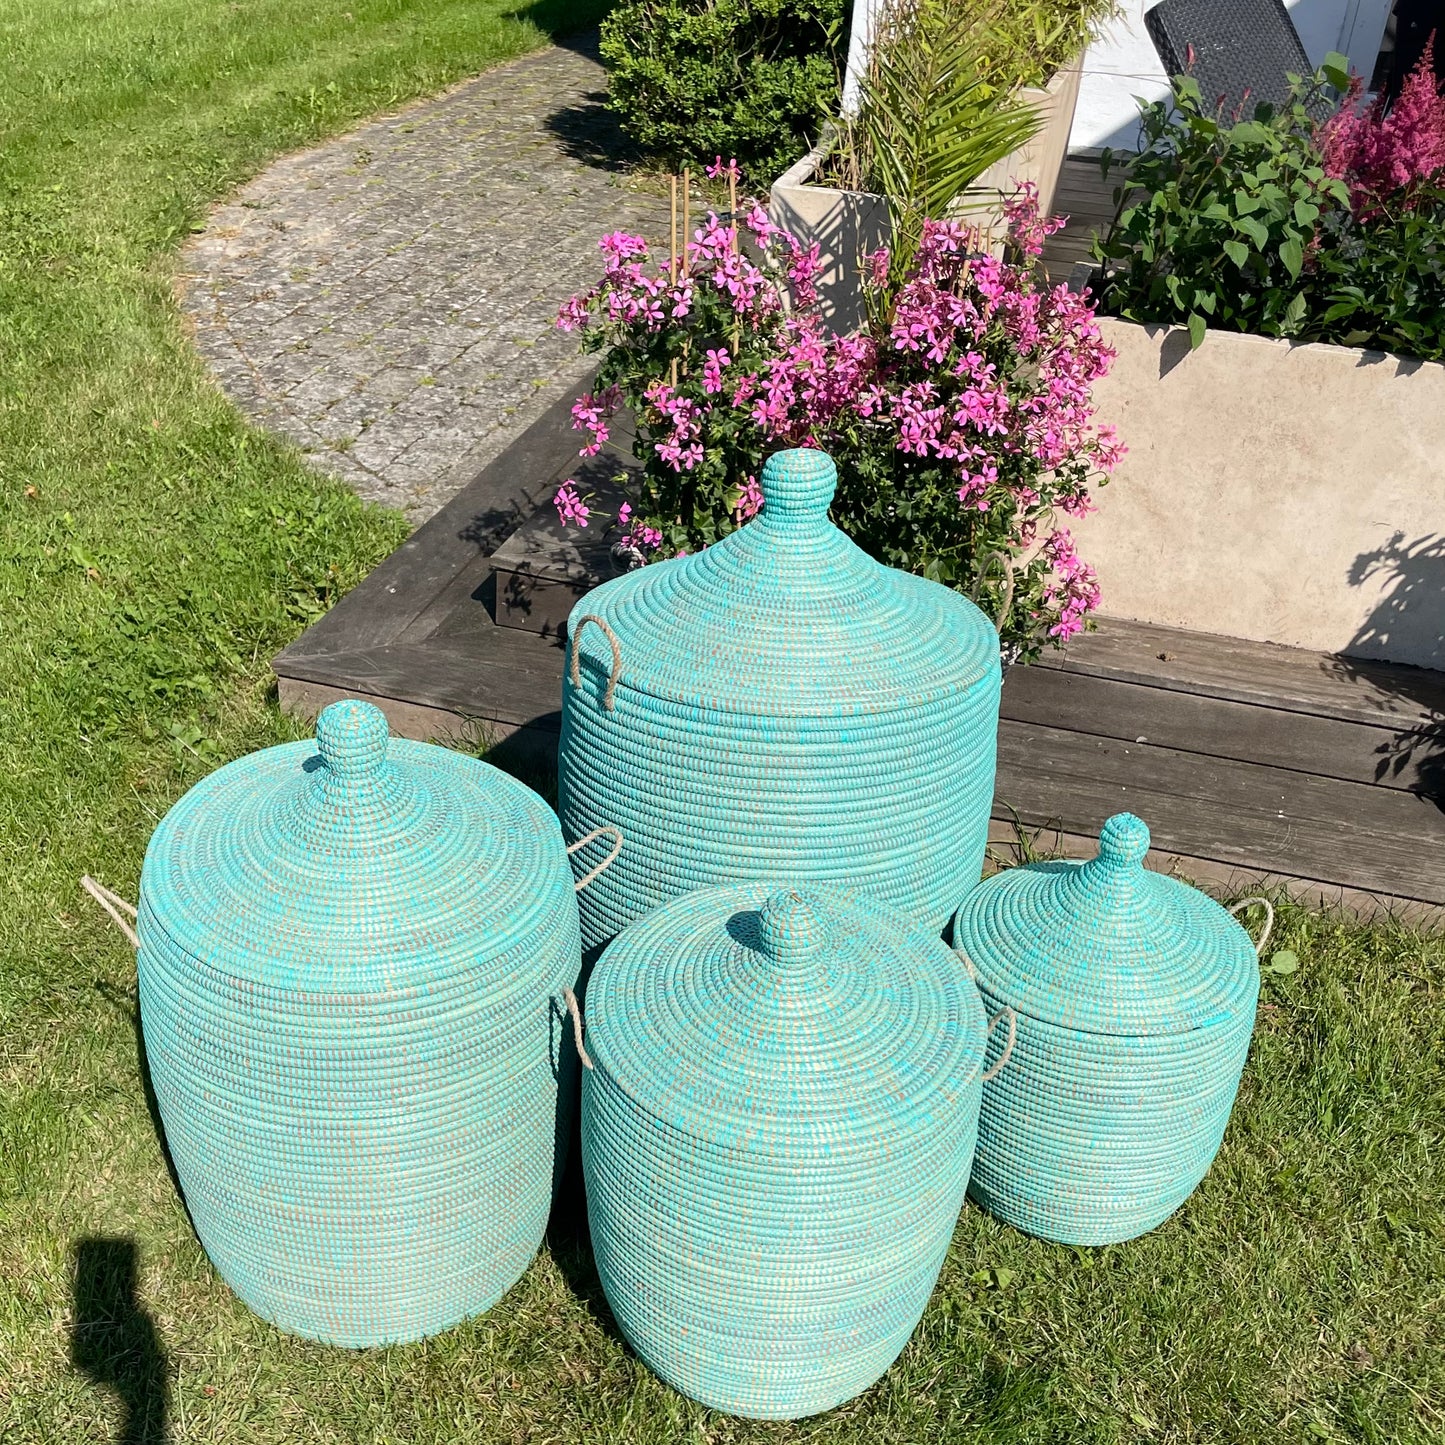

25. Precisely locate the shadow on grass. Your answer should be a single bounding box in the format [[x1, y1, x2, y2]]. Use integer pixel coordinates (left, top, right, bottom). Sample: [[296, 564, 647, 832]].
[[91, 981, 188, 1217], [544, 1085, 628, 1349], [71, 1238, 170, 1445]]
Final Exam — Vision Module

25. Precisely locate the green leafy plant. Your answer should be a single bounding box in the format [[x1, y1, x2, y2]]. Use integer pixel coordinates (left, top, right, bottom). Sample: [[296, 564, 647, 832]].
[[836, 0, 1042, 279], [1092, 60, 1353, 349], [1094, 56, 1445, 360], [979, 0, 1118, 89], [1306, 178, 1445, 357], [598, 0, 846, 183]]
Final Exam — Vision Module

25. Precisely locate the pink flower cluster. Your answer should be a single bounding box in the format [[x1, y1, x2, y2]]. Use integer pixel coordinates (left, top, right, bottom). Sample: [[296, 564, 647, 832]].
[[1041, 528, 1102, 640], [616, 502, 663, 554], [1319, 44, 1445, 212], [878, 219, 1121, 524], [552, 170, 1120, 648], [558, 231, 694, 334]]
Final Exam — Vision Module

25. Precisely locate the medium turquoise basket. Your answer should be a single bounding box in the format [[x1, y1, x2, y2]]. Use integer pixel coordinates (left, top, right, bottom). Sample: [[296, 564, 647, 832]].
[[558, 446, 1003, 955], [136, 700, 589, 1346], [951, 813, 1266, 1245], [572, 882, 988, 1419]]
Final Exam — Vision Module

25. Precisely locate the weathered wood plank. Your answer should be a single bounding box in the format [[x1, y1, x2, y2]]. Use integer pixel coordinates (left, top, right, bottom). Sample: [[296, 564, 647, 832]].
[[995, 718, 1445, 903], [1046, 616, 1445, 728], [277, 635, 565, 732], [275, 376, 594, 661], [1002, 664, 1443, 796]]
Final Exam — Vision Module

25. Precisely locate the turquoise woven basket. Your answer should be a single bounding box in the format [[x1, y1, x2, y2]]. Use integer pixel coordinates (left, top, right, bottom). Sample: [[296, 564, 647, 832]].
[[951, 813, 1266, 1245], [558, 446, 1002, 955], [136, 700, 589, 1346], [572, 882, 988, 1419]]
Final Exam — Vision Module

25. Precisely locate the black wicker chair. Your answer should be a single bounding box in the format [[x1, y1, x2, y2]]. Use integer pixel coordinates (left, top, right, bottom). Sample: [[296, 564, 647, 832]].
[[1144, 0, 1328, 117]]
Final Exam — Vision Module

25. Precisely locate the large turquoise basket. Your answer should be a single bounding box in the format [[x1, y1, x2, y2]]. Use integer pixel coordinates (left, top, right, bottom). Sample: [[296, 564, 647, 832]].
[[137, 700, 584, 1346], [951, 813, 1263, 1245], [575, 882, 987, 1419], [558, 446, 1002, 954]]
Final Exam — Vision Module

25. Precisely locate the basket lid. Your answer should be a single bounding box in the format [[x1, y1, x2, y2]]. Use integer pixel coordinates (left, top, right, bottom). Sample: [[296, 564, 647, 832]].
[[139, 699, 572, 994], [583, 882, 986, 1158], [951, 814, 1259, 1037], [568, 447, 1000, 719]]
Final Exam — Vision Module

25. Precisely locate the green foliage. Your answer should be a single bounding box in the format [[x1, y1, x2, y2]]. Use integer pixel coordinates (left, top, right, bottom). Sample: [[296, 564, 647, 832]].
[[1095, 56, 1445, 361], [842, 0, 1041, 279], [598, 0, 847, 182], [1092, 62, 1352, 346], [979, 0, 1119, 89], [1307, 180, 1445, 357]]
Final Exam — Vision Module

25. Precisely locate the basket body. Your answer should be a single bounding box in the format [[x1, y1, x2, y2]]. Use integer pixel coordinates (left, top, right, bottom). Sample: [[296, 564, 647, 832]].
[[952, 814, 1260, 1245], [559, 448, 1002, 954], [137, 701, 582, 1345], [580, 882, 986, 1418]]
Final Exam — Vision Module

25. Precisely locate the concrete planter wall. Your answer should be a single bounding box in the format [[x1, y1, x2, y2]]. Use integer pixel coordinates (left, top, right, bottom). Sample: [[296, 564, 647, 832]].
[[1072, 318, 1445, 671], [769, 65, 1082, 333]]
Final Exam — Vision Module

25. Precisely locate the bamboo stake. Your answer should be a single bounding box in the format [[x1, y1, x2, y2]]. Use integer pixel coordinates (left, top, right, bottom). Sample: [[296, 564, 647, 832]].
[[670, 172, 679, 388], [729, 167, 741, 355], [680, 167, 692, 379]]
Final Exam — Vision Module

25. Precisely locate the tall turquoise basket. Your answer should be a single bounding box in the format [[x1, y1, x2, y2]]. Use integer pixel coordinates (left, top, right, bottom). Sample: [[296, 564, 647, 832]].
[[136, 700, 595, 1346], [572, 882, 988, 1419], [951, 813, 1268, 1245], [558, 446, 1002, 954]]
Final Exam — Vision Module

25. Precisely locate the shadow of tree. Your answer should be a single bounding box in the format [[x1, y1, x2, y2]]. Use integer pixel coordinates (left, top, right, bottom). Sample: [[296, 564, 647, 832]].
[[71, 1238, 170, 1445], [509, 26, 643, 174], [1328, 531, 1445, 806]]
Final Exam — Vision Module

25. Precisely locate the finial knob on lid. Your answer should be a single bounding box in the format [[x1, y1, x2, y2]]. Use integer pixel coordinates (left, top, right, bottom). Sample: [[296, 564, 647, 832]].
[[1096, 812, 1151, 867], [757, 888, 828, 966], [759, 448, 837, 520], [315, 700, 391, 782]]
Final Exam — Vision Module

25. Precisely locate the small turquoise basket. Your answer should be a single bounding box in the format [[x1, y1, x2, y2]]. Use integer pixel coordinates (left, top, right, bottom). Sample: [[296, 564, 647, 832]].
[[572, 882, 988, 1419], [135, 700, 602, 1346], [951, 813, 1268, 1245], [558, 446, 1003, 955]]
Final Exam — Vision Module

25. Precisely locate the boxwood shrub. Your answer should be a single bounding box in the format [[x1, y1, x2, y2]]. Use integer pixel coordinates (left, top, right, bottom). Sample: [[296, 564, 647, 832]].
[[598, 0, 847, 183]]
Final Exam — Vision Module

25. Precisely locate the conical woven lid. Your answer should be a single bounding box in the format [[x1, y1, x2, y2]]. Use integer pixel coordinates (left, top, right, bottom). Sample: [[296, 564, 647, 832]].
[[140, 700, 571, 994], [585, 883, 987, 1157], [951, 814, 1259, 1037], [571, 448, 999, 718]]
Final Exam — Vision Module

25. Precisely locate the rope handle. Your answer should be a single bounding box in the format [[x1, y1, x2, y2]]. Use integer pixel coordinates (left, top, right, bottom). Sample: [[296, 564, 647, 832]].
[[567, 825, 623, 893], [562, 985, 593, 1071], [955, 948, 1017, 1082], [982, 1006, 1017, 1083], [568, 614, 622, 712], [1228, 896, 1276, 956], [969, 550, 1016, 634], [81, 876, 139, 950]]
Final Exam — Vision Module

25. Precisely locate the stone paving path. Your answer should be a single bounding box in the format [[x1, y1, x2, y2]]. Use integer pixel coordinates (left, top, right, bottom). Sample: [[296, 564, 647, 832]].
[[180, 35, 665, 522]]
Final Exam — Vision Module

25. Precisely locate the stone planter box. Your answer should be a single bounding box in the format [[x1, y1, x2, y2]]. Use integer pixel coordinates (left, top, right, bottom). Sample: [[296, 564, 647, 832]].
[[769, 64, 1082, 332], [1072, 318, 1445, 671]]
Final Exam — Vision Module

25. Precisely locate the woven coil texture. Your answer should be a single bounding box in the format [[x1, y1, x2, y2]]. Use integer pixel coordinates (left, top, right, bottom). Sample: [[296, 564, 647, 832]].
[[579, 882, 987, 1419], [952, 813, 1260, 1245], [559, 447, 1002, 954], [137, 700, 583, 1346]]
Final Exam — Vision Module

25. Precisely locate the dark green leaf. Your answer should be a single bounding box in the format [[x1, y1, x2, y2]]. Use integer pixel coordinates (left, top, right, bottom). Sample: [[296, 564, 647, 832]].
[[1187, 311, 1206, 349], [1223, 239, 1250, 269], [1280, 235, 1304, 278], [1235, 215, 1270, 248]]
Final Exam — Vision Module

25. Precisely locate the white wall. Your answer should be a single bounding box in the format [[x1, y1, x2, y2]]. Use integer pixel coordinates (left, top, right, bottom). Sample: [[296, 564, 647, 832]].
[[1069, 0, 1395, 153]]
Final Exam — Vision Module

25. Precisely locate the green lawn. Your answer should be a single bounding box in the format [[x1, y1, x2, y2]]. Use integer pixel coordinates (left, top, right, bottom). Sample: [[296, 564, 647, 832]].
[[1, 2, 1443, 1441]]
